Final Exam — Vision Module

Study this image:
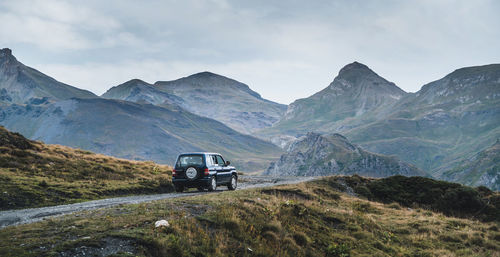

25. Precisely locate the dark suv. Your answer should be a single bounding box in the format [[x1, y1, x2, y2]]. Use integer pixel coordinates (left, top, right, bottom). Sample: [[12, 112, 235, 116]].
[[172, 152, 237, 192]]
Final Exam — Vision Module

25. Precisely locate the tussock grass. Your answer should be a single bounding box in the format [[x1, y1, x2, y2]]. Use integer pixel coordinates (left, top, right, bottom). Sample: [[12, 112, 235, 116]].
[[1, 177, 499, 257], [0, 126, 172, 210]]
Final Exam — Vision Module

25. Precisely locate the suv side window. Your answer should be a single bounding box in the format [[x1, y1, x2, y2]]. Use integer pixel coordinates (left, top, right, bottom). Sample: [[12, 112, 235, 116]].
[[206, 155, 213, 166], [216, 155, 225, 166], [211, 155, 218, 166]]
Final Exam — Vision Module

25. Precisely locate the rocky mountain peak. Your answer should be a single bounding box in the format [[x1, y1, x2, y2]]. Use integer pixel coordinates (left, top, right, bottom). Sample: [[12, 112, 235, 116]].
[[1, 48, 13, 57], [0, 48, 18, 65], [334, 61, 385, 83], [338, 61, 371, 75]]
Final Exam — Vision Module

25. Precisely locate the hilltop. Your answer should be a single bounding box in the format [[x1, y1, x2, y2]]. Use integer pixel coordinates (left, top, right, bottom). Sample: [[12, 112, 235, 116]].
[[265, 132, 426, 177], [0, 126, 172, 210]]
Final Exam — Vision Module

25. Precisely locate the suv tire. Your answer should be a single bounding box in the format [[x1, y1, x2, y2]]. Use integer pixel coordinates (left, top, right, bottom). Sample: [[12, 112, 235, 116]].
[[208, 177, 217, 192], [227, 175, 237, 190], [185, 166, 199, 180]]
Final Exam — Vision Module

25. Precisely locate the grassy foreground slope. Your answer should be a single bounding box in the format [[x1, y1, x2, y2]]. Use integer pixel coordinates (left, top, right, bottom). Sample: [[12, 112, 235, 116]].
[[0, 126, 173, 210], [1, 176, 498, 257]]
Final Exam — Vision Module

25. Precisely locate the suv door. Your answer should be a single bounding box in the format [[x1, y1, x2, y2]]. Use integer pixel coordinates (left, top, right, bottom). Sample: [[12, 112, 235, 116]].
[[215, 155, 230, 183], [210, 155, 223, 183]]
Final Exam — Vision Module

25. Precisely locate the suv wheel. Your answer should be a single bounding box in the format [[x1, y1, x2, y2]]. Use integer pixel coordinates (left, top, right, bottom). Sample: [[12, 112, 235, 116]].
[[227, 175, 237, 190], [175, 185, 184, 193], [208, 177, 217, 192]]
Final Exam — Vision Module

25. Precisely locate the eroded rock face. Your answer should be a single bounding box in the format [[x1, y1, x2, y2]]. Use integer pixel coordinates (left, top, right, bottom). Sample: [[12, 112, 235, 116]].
[[265, 132, 426, 177]]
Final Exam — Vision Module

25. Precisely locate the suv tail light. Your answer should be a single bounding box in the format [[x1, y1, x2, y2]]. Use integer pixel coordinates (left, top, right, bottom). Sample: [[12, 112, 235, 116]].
[[172, 169, 176, 177], [204, 168, 209, 176]]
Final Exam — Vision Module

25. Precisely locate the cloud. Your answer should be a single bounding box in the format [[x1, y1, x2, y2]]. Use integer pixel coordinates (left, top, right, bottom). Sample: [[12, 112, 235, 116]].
[[0, 0, 141, 51], [1, 0, 499, 103]]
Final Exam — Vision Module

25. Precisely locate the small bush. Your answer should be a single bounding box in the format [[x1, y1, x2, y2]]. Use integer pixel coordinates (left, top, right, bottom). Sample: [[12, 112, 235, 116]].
[[326, 243, 350, 257], [262, 231, 279, 244], [354, 185, 372, 198], [492, 232, 500, 241], [262, 221, 282, 234], [292, 232, 309, 246], [282, 237, 298, 250], [223, 219, 240, 232], [352, 201, 379, 213], [387, 202, 401, 209], [469, 235, 483, 246], [38, 180, 48, 187]]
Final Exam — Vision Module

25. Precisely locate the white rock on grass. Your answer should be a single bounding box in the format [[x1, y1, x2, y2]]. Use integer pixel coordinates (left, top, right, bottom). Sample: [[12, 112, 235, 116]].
[[155, 220, 170, 228]]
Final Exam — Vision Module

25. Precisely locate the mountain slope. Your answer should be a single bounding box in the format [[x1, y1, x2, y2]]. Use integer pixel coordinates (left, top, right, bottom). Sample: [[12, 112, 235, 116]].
[[265, 132, 426, 177], [259, 62, 500, 177], [347, 64, 500, 173], [0, 48, 96, 104], [0, 98, 282, 171], [441, 140, 500, 190], [0, 126, 172, 210], [103, 72, 287, 134], [259, 62, 407, 141]]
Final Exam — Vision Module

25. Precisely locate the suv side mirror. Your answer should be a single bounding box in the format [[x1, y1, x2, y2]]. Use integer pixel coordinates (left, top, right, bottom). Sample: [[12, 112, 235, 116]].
[[225, 161, 230, 166]]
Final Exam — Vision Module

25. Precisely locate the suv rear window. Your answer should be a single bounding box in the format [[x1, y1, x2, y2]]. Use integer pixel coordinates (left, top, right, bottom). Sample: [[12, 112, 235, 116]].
[[176, 155, 204, 167]]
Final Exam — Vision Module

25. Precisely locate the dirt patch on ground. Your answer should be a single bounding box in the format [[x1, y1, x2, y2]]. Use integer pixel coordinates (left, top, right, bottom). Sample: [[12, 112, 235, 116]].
[[58, 237, 137, 257]]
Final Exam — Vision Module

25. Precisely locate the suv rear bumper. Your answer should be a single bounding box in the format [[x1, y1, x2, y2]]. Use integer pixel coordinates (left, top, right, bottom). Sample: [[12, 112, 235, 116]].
[[172, 176, 211, 188]]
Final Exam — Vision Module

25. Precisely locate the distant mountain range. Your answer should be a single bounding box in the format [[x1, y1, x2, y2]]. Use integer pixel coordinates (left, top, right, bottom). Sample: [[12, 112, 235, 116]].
[[0, 47, 498, 189], [103, 72, 287, 135], [265, 132, 426, 177], [258, 61, 499, 187], [0, 48, 282, 171]]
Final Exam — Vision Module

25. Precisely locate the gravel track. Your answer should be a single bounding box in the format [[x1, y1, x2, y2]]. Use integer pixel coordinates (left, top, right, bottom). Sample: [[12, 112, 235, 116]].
[[0, 176, 315, 229]]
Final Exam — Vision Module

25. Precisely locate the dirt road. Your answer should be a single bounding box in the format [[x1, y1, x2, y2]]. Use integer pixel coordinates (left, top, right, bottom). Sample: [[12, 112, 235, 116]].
[[0, 176, 315, 229]]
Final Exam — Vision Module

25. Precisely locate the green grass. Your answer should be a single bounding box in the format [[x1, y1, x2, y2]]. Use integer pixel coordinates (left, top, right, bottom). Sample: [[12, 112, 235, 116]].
[[0, 126, 173, 210], [1, 176, 499, 257]]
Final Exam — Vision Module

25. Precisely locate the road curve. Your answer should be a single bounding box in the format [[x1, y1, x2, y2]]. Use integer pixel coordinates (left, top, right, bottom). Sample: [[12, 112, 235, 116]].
[[0, 176, 315, 229]]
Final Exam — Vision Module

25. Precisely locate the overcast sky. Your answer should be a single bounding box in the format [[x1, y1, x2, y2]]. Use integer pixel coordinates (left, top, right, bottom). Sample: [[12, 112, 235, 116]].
[[1, 0, 499, 104]]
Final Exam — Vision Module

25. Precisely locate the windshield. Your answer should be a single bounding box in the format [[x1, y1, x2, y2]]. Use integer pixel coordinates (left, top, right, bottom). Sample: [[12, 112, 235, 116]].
[[176, 155, 204, 167]]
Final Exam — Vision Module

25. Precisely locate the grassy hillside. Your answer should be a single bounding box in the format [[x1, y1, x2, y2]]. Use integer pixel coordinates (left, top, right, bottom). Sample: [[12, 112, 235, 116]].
[[1, 176, 498, 256], [0, 126, 173, 210], [441, 140, 500, 191]]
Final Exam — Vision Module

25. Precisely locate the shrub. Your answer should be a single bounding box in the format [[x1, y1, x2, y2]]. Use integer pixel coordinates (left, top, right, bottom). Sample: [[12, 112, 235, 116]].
[[262, 221, 282, 234], [354, 185, 372, 198], [352, 201, 379, 213], [262, 231, 279, 244], [292, 232, 309, 246], [326, 243, 350, 257], [222, 219, 240, 232], [387, 202, 401, 209], [38, 180, 48, 187]]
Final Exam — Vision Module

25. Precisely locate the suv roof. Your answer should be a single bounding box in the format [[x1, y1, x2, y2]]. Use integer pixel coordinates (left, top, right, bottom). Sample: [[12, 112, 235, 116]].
[[178, 152, 222, 156]]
